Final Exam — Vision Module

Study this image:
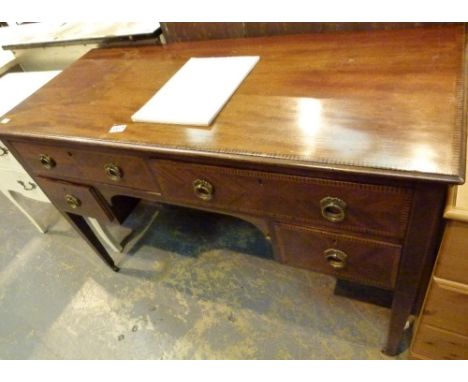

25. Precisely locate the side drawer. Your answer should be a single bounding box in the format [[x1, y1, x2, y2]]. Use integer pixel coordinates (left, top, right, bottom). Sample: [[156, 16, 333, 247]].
[[434, 221, 468, 285], [411, 324, 468, 360], [151, 159, 412, 239], [10, 141, 160, 192], [36, 177, 115, 223], [274, 223, 401, 289], [420, 279, 468, 337]]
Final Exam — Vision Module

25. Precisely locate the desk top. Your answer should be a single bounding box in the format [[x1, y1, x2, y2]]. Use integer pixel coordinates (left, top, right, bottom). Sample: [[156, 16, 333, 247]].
[[0, 25, 466, 183]]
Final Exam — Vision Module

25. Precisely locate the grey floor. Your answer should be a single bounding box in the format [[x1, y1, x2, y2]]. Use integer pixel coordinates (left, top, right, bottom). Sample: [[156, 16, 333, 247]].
[[0, 192, 409, 359]]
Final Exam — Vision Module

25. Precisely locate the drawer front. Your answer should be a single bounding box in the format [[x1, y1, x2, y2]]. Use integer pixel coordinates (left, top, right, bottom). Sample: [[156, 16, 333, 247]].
[[11, 141, 160, 192], [421, 279, 468, 337], [412, 324, 468, 360], [0, 139, 24, 171], [274, 223, 401, 289], [1, 169, 48, 202], [36, 177, 114, 222], [151, 160, 412, 239], [435, 221, 468, 284]]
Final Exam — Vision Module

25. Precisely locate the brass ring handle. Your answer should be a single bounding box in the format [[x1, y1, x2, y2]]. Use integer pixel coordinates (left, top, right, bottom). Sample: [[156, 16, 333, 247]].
[[17, 180, 37, 191], [104, 163, 123, 181], [0, 147, 8, 156], [65, 194, 81, 209], [320, 196, 347, 222], [193, 179, 214, 201], [39, 154, 56, 169], [324, 248, 348, 270]]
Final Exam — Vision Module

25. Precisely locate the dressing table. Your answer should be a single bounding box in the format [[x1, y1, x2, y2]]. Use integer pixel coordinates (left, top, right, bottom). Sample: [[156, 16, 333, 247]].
[[0, 25, 465, 356]]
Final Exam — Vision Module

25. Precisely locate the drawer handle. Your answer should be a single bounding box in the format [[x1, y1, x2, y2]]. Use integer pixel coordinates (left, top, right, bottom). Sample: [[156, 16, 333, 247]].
[[65, 194, 81, 209], [320, 196, 347, 222], [39, 154, 56, 169], [17, 180, 37, 191], [0, 147, 9, 156], [193, 179, 214, 201], [324, 248, 348, 270], [104, 163, 123, 181]]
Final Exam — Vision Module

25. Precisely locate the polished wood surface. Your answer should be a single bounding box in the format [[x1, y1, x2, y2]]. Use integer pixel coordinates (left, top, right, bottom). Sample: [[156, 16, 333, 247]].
[[151, 159, 412, 239], [275, 223, 401, 289], [0, 26, 465, 182]]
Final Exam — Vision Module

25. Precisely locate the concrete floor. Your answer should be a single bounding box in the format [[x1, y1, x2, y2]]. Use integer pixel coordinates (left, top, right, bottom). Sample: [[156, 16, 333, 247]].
[[0, 192, 409, 359]]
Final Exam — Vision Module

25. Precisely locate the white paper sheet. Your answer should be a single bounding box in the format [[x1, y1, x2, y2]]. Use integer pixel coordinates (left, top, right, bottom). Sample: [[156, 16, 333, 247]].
[[131, 56, 260, 126]]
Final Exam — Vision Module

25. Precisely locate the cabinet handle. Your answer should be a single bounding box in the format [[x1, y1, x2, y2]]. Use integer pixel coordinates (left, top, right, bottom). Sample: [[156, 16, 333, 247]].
[[65, 194, 81, 209], [17, 180, 36, 191], [104, 163, 123, 181], [0, 147, 8, 156], [320, 196, 347, 222], [324, 248, 348, 270], [39, 154, 56, 169], [193, 179, 214, 201]]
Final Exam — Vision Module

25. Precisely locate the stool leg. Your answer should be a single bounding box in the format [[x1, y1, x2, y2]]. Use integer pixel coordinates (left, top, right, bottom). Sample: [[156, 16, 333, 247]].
[[2, 190, 48, 233], [87, 217, 123, 252]]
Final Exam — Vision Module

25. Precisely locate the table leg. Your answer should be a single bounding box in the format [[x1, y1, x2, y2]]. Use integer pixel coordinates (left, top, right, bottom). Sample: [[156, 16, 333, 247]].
[[382, 184, 446, 356], [64, 212, 119, 272]]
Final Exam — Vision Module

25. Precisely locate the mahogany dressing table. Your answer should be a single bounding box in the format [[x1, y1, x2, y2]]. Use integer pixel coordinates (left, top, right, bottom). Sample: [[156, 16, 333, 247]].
[[0, 25, 466, 356]]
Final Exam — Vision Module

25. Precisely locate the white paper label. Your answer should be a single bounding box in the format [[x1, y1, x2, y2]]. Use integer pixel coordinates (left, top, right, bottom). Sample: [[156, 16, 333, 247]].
[[109, 124, 127, 133]]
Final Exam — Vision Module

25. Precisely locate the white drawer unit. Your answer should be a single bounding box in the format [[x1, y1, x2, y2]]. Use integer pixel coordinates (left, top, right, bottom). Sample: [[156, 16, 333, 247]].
[[0, 138, 24, 171]]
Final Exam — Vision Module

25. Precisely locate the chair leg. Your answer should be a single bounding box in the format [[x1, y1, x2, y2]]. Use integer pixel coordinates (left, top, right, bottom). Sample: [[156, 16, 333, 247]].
[[2, 190, 48, 233], [87, 217, 123, 252]]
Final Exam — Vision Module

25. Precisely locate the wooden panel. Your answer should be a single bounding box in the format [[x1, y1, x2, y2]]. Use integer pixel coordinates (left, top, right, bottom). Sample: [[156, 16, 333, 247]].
[[36, 177, 114, 222], [434, 221, 468, 284], [274, 223, 401, 289], [161, 22, 244, 43], [0, 26, 465, 182], [151, 159, 412, 239], [11, 140, 160, 192], [411, 324, 468, 360], [421, 279, 468, 337], [161, 22, 460, 43]]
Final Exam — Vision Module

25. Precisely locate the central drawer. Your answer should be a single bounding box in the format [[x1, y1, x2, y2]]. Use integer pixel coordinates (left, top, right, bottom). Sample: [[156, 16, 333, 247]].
[[151, 159, 412, 239], [10, 141, 160, 192]]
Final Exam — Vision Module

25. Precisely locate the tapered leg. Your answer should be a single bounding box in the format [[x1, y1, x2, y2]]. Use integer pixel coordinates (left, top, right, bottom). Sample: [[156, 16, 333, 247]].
[[382, 184, 446, 356], [64, 212, 119, 272]]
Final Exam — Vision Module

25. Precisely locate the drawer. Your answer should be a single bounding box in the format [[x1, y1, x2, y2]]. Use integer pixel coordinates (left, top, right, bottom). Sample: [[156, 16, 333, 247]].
[[434, 221, 468, 284], [421, 279, 468, 337], [1, 169, 48, 202], [11, 141, 160, 192], [0, 139, 24, 171], [274, 223, 401, 289], [151, 160, 412, 239], [411, 324, 468, 360], [36, 177, 114, 222]]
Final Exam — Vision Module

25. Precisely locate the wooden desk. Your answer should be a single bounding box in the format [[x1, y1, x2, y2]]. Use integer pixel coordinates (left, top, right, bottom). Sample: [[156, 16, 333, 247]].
[[0, 26, 466, 356]]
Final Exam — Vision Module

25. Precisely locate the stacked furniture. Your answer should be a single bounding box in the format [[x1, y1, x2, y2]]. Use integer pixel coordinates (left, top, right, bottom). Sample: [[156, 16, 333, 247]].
[[410, 154, 468, 359]]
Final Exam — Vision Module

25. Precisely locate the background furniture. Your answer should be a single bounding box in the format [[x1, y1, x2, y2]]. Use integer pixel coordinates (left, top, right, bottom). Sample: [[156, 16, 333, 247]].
[[0, 22, 161, 71], [0, 71, 122, 251], [409, 152, 468, 359], [0, 26, 465, 356]]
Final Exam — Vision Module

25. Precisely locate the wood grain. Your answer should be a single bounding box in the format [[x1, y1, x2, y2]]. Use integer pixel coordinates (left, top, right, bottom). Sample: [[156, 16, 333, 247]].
[[274, 223, 401, 289], [0, 26, 465, 182]]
